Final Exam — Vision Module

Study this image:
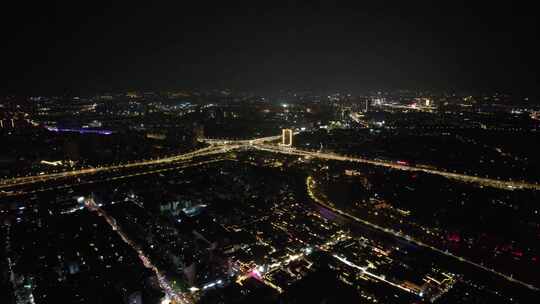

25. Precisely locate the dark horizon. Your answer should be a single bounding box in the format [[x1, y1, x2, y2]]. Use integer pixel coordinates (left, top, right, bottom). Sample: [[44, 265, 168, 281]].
[[1, 2, 538, 95]]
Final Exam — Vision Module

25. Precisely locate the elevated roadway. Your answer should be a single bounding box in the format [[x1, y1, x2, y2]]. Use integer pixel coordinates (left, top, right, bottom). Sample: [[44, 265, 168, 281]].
[[2, 134, 539, 192], [1, 133, 539, 293], [252, 144, 540, 191]]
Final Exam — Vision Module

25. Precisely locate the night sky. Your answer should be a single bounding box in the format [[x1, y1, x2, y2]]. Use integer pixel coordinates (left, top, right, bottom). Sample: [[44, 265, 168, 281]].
[[2, 2, 537, 95]]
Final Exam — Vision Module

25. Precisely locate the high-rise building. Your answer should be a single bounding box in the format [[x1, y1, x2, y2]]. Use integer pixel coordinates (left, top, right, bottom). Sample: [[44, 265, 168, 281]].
[[281, 129, 293, 146]]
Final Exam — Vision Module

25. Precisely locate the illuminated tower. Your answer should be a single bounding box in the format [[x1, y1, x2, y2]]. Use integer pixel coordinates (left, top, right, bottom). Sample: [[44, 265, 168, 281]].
[[281, 129, 293, 146]]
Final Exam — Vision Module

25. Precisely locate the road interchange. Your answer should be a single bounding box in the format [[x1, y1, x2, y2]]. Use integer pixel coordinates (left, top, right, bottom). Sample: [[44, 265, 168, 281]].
[[2, 133, 539, 192], [2, 133, 539, 296]]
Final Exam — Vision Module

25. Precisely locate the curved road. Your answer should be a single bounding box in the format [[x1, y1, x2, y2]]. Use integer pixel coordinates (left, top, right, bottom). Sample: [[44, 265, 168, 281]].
[[1, 134, 539, 293], [3, 135, 538, 192], [306, 175, 539, 292], [252, 144, 540, 191]]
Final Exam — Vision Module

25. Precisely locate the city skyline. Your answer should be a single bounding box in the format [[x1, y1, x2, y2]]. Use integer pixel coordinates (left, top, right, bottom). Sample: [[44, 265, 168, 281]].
[[1, 2, 539, 304]]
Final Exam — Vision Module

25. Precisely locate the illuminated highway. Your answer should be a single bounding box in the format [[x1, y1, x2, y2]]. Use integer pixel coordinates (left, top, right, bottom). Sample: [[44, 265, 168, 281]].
[[306, 175, 539, 292], [0, 145, 237, 190], [1, 158, 231, 198], [2, 133, 540, 293], [4, 133, 537, 192], [252, 144, 540, 191], [199, 134, 282, 146]]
